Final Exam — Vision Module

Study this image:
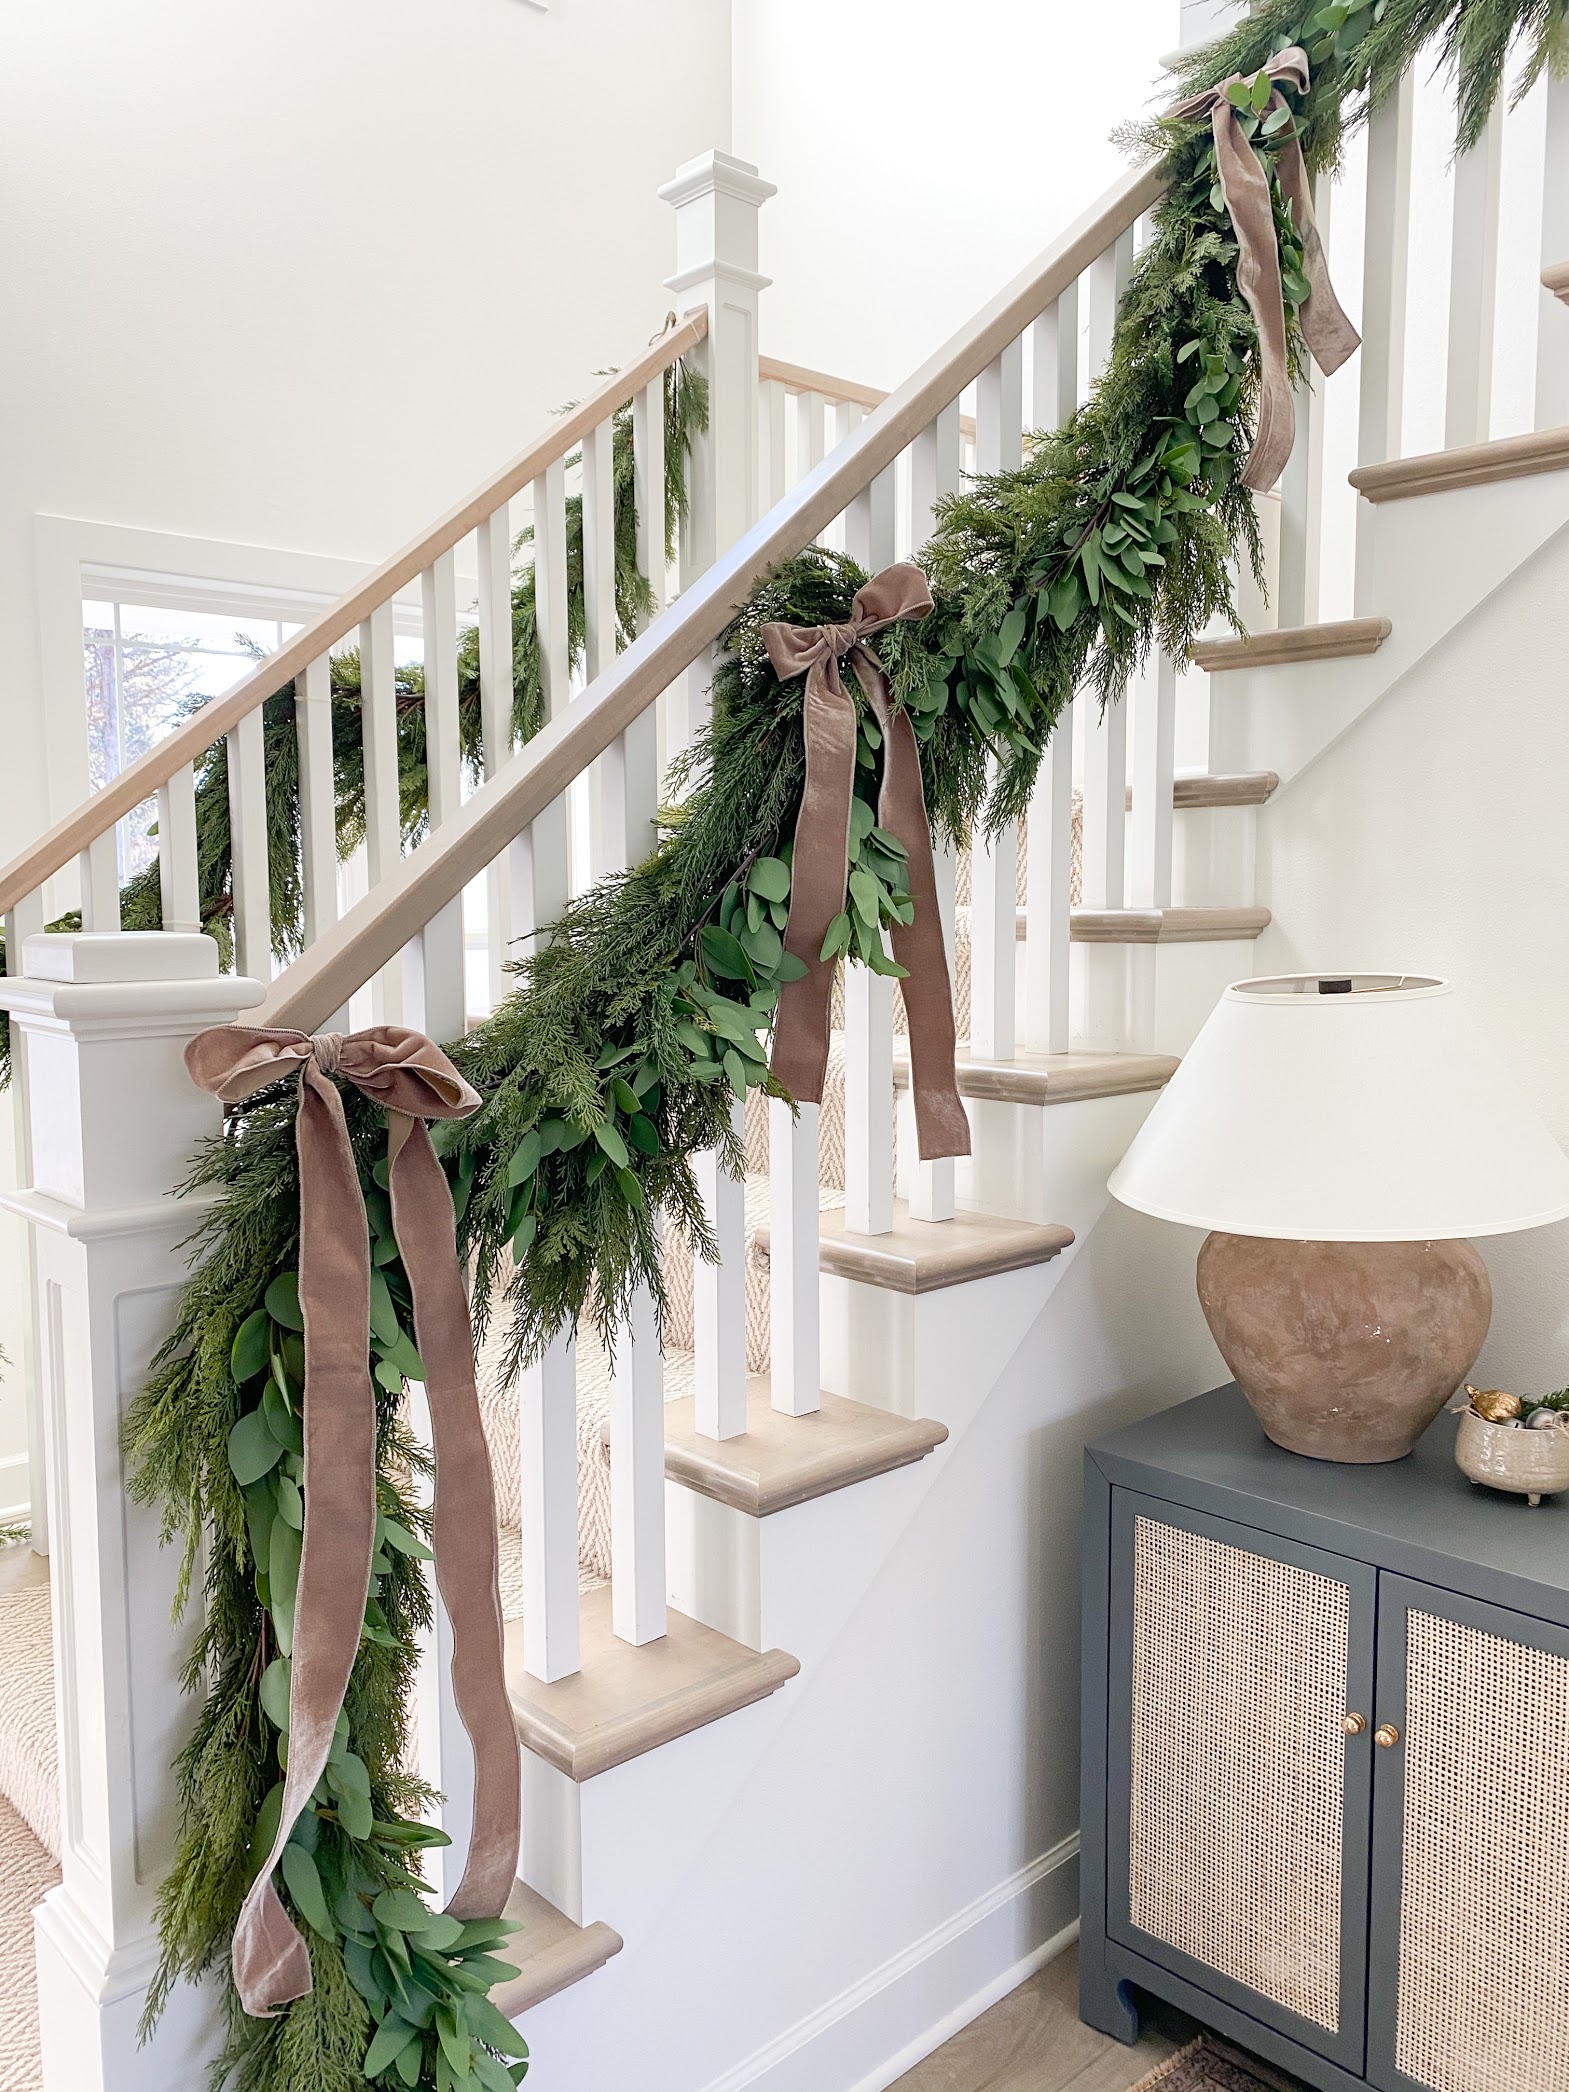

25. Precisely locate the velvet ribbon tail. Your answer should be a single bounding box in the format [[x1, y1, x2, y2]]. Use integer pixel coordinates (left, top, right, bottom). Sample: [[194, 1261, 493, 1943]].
[[184, 1023, 519, 2018]]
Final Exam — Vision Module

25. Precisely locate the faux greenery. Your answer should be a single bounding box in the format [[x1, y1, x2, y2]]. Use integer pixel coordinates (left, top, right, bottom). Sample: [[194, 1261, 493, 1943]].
[[112, 4, 1564, 2086]]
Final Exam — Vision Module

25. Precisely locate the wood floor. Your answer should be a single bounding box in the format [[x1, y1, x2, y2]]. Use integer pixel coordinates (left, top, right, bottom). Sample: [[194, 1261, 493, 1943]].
[[887, 1944, 1192, 2092]]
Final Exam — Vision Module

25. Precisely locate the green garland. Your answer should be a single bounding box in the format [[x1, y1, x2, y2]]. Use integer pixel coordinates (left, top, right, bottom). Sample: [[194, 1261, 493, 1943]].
[[116, 4, 1561, 2086]]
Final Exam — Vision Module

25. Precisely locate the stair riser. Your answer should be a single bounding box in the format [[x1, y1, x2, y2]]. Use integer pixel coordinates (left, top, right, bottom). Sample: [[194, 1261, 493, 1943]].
[[1206, 469, 1569, 787], [1072, 937, 1259, 1057], [897, 1088, 1164, 1232]]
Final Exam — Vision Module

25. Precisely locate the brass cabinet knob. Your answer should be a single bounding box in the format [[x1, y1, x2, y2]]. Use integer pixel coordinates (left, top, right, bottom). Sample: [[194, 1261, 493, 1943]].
[[1374, 1723, 1401, 1749], [1342, 1713, 1367, 1736]]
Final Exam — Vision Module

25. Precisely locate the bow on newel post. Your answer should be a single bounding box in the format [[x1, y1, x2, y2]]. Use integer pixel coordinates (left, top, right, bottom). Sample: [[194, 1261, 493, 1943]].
[[1169, 46, 1359, 492], [762, 562, 970, 1164], [185, 1024, 519, 2020]]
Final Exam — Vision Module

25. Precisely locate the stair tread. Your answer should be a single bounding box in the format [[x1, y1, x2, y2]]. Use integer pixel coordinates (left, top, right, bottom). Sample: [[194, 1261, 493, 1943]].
[[1189, 617, 1390, 671], [1063, 904, 1269, 944], [491, 1878, 622, 2018], [895, 1045, 1178, 1107], [504, 1586, 799, 1782], [756, 1198, 1072, 1295], [1543, 260, 1569, 300], [1349, 424, 1569, 502], [1168, 770, 1279, 808], [665, 1383, 947, 1516]]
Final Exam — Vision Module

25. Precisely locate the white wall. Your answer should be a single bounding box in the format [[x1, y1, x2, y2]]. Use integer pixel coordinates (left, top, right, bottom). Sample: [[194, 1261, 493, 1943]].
[[0, 0, 732, 1479], [1254, 527, 1569, 1395], [732, 0, 1178, 391]]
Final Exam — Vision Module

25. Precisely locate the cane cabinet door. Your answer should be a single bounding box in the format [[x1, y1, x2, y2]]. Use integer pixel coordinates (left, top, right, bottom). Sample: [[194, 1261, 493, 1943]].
[[1107, 1492, 1377, 2073], [1367, 1577, 1569, 2092]]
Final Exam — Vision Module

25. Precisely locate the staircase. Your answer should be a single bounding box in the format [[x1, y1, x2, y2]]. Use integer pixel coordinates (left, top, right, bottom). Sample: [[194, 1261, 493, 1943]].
[[1, 33, 1568, 2092]]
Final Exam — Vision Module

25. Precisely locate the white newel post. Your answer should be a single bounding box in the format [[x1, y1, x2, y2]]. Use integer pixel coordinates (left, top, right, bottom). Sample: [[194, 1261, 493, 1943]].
[[0, 933, 262, 2092], [660, 148, 775, 746]]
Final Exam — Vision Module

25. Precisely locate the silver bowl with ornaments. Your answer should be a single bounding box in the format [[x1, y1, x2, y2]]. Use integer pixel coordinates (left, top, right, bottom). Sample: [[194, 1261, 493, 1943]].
[[1455, 1404, 1569, 1505]]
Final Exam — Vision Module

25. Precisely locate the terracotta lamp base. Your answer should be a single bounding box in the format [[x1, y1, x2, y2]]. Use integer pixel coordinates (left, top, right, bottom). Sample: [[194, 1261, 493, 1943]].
[[1196, 1233, 1492, 1464]]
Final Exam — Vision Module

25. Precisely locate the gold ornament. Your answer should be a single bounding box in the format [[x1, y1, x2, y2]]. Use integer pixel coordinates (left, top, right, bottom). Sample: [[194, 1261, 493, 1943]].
[[1466, 1385, 1522, 1424]]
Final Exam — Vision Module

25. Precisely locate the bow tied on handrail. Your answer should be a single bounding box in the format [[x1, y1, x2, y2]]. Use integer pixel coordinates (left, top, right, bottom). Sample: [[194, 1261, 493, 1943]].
[[184, 1022, 519, 2020], [1168, 46, 1359, 492], [762, 564, 970, 1162]]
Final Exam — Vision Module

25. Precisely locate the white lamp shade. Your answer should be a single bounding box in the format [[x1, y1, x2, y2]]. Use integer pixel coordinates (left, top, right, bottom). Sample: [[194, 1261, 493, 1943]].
[[1108, 974, 1569, 1241]]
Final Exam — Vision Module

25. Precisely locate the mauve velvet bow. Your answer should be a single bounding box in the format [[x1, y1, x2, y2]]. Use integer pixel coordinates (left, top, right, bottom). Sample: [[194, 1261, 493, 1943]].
[[762, 565, 969, 1162], [1169, 46, 1359, 492], [185, 1024, 519, 2018]]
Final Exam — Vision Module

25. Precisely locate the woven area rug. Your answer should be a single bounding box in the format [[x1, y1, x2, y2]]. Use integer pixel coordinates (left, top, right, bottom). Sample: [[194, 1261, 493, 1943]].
[[0, 1793, 58, 2092], [1133, 2035, 1309, 2091]]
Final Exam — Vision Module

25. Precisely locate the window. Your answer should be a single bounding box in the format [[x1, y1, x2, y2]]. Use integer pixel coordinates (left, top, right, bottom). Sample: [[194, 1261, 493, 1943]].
[[80, 584, 309, 882]]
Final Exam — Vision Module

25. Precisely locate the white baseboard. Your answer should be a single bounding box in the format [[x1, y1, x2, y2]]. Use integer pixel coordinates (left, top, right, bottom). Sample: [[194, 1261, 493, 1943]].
[[700, 1834, 1081, 2092], [0, 1450, 31, 1526]]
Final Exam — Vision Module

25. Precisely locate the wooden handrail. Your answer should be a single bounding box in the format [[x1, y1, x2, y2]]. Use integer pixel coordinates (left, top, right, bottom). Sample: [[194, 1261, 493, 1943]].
[[758, 356, 978, 441], [260, 158, 1164, 1032], [0, 309, 709, 919]]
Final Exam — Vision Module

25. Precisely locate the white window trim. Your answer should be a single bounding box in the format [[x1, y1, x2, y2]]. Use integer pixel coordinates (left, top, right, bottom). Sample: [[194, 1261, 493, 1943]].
[[35, 515, 476, 851]]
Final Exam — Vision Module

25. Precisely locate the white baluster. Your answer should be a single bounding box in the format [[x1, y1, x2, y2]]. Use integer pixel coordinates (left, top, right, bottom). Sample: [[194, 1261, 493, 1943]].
[[967, 340, 1025, 1066], [1130, 653, 1177, 910], [1023, 712, 1074, 1056], [968, 808, 1017, 1059], [226, 707, 270, 980], [1279, 178, 1328, 629], [1446, 101, 1502, 450], [1081, 691, 1128, 912], [359, 600, 402, 1023], [1032, 280, 1080, 430], [769, 1096, 820, 1416], [519, 1330, 580, 1680], [155, 762, 200, 934], [843, 463, 897, 1235], [413, 554, 465, 1042], [796, 388, 826, 485], [582, 416, 656, 875], [78, 830, 119, 934], [295, 657, 337, 950], [1088, 226, 1135, 383], [758, 376, 788, 511], [5, 885, 47, 1556], [1536, 69, 1569, 430], [522, 456, 572, 959], [407, 1376, 469, 1904], [610, 1280, 665, 1646], [694, 1101, 747, 1440], [634, 377, 667, 625], [909, 401, 963, 1223], [477, 506, 514, 1009], [1355, 70, 1413, 613]]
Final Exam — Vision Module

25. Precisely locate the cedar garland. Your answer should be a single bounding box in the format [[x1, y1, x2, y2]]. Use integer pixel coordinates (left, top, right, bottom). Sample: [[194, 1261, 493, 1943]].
[[108, 4, 1569, 2085]]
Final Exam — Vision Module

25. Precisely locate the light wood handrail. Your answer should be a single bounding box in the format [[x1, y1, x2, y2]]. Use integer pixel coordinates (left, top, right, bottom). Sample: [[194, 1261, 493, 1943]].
[[0, 309, 709, 920], [758, 356, 978, 440], [260, 158, 1164, 1032]]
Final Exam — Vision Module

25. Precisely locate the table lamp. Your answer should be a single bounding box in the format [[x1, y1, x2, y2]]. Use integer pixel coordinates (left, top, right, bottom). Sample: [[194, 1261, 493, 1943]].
[[1107, 973, 1569, 1463]]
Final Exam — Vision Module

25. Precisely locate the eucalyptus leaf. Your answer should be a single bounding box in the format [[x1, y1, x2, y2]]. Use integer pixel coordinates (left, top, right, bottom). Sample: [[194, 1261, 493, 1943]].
[[264, 1272, 305, 1332], [747, 854, 790, 902], [280, 1842, 334, 1941], [231, 1310, 270, 1385], [229, 1410, 284, 1488]]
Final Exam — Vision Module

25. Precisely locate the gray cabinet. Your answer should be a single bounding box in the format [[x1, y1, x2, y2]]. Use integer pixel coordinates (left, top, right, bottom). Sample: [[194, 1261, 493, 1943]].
[[1081, 1386, 1569, 2092]]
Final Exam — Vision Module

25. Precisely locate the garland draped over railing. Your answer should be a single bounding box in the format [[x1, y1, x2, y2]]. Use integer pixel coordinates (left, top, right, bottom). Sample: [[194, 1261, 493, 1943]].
[[107, 3, 1567, 2086]]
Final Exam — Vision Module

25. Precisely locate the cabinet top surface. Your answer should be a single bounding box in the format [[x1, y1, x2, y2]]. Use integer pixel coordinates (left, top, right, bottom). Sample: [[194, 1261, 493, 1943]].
[[1090, 1384, 1569, 1601]]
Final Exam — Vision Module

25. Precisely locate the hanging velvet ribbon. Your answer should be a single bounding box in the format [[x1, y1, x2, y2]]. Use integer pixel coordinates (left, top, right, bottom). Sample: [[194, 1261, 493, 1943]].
[[762, 564, 970, 1162], [1168, 46, 1359, 493], [185, 1023, 520, 2019]]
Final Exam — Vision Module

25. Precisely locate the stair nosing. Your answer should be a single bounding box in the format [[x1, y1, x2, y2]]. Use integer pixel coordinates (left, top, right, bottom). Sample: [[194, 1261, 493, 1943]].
[[756, 1199, 1074, 1295], [893, 1046, 1179, 1107], [664, 1383, 948, 1516], [505, 1590, 800, 1782], [1349, 425, 1569, 502], [1189, 617, 1390, 671], [1050, 905, 1268, 944], [490, 1879, 623, 2018]]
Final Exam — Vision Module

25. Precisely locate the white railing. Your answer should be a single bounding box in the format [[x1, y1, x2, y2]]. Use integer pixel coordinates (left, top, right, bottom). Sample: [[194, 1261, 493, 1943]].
[[8, 51, 1569, 2075]]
